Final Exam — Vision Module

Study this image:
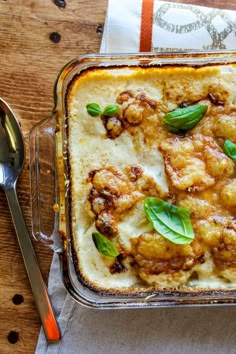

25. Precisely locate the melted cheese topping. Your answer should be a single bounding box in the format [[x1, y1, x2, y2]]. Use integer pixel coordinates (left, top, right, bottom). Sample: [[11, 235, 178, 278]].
[[67, 65, 236, 293]]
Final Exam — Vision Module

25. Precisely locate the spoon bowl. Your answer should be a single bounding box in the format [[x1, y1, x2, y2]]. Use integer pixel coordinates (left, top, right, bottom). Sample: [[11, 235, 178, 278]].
[[0, 98, 60, 343], [0, 99, 24, 187]]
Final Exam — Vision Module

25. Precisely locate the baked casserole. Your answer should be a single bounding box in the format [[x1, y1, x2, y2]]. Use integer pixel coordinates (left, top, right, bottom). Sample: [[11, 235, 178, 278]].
[[66, 62, 236, 294]]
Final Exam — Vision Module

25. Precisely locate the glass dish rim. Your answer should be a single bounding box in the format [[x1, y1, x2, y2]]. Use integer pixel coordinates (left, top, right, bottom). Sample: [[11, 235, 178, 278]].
[[30, 50, 236, 308]]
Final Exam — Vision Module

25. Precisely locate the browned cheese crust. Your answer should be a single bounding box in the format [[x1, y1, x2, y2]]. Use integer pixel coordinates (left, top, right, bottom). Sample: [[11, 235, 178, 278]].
[[66, 65, 236, 292]]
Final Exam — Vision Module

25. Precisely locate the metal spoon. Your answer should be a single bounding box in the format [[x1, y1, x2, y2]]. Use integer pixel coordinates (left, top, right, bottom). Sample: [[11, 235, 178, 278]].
[[0, 98, 60, 343]]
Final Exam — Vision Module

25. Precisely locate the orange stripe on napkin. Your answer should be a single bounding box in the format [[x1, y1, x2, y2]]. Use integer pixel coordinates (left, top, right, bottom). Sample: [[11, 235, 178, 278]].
[[140, 0, 154, 52]]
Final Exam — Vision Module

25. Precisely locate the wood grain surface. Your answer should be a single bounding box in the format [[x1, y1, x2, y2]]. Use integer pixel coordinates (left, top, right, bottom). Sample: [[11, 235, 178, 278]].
[[0, 1, 236, 353], [0, 1, 107, 353]]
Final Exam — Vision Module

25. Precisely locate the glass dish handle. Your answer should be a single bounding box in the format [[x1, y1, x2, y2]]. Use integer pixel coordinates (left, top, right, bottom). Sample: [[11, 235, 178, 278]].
[[29, 113, 63, 252]]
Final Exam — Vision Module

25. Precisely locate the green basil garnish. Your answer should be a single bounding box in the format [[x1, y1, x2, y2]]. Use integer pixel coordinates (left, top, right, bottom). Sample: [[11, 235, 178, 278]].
[[144, 197, 194, 244], [223, 139, 236, 162], [86, 103, 102, 116], [162, 104, 208, 133], [92, 232, 120, 258], [103, 105, 119, 117]]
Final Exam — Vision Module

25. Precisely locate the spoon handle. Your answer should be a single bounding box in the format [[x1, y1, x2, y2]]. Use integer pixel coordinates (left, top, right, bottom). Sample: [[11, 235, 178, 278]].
[[5, 186, 61, 343]]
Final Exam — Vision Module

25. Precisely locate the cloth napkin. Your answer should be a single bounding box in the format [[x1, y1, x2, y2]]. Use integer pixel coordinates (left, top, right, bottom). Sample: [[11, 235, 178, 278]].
[[101, 0, 236, 52], [36, 1, 236, 353]]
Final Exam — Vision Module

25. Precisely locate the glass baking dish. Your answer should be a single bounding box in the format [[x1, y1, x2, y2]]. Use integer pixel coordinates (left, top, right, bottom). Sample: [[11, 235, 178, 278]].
[[29, 51, 236, 308]]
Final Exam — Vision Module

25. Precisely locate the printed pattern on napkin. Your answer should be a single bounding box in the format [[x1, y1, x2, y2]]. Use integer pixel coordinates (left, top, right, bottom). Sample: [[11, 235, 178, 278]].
[[153, 1, 236, 51]]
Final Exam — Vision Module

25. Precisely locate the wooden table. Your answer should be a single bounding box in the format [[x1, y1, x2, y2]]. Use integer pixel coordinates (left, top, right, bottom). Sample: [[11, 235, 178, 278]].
[[0, 1, 235, 353]]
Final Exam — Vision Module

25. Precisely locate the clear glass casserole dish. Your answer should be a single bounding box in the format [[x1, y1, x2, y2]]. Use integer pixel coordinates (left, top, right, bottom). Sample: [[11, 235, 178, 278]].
[[29, 51, 236, 308]]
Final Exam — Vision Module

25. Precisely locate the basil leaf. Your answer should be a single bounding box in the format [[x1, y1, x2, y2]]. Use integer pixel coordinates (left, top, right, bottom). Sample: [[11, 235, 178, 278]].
[[162, 104, 208, 133], [92, 232, 120, 258], [86, 103, 102, 116], [103, 105, 119, 117], [223, 139, 236, 162], [144, 197, 194, 245]]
